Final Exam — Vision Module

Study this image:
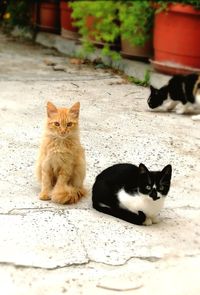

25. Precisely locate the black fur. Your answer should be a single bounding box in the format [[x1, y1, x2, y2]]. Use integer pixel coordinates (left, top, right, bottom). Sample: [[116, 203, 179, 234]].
[[92, 163, 172, 225], [148, 73, 199, 109]]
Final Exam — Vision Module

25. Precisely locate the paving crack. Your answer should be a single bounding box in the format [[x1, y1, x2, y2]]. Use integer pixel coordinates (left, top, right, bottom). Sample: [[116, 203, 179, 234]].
[[96, 284, 143, 292], [1, 254, 199, 271], [172, 205, 200, 210], [6, 207, 90, 216]]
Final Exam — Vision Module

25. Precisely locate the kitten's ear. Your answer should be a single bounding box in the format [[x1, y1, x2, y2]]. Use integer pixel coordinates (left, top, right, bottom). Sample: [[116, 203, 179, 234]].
[[139, 163, 149, 174], [161, 164, 172, 180], [69, 102, 80, 118], [47, 101, 58, 118], [150, 85, 155, 92]]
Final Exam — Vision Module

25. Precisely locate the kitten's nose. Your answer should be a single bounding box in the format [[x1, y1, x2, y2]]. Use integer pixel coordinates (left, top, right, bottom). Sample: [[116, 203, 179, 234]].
[[150, 189, 158, 200], [60, 129, 66, 135]]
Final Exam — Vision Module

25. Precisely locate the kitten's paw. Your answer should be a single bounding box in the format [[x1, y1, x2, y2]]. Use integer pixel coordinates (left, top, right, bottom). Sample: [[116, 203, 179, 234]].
[[51, 192, 70, 204], [191, 114, 200, 121], [176, 108, 185, 115], [151, 216, 160, 224], [143, 217, 153, 226], [39, 192, 51, 201]]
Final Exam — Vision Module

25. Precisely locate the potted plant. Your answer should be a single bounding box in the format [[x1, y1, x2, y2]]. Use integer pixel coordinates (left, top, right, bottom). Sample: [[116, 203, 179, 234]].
[[119, 1, 154, 60], [60, 1, 79, 40], [70, 0, 120, 59], [152, 0, 200, 74], [2, 0, 31, 29], [0, 1, 8, 21], [34, 0, 60, 34]]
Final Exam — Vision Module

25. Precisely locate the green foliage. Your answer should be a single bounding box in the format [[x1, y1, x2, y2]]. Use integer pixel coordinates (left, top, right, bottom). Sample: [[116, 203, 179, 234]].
[[119, 1, 155, 46], [3, 0, 31, 28], [128, 70, 151, 87], [70, 0, 200, 60], [172, 0, 200, 8], [154, 0, 200, 10], [70, 0, 120, 60]]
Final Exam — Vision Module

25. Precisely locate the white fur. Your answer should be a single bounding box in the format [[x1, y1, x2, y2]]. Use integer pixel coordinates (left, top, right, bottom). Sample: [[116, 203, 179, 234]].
[[191, 114, 200, 121], [153, 92, 200, 118], [175, 92, 200, 116], [117, 188, 165, 219], [163, 95, 179, 111], [196, 93, 200, 105]]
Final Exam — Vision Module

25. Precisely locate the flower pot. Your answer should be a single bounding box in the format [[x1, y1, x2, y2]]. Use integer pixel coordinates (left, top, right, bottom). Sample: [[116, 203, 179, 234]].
[[152, 4, 200, 74], [60, 1, 79, 40], [37, 1, 60, 33], [121, 38, 153, 61]]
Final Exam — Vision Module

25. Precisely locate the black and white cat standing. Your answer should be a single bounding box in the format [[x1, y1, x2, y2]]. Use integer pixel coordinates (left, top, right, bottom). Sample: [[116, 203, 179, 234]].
[[92, 163, 172, 226], [147, 73, 200, 120]]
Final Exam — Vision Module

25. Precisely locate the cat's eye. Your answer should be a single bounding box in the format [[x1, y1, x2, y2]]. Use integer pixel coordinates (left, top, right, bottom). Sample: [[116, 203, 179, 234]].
[[67, 122, 72, 127], [54, 122, 60, 126], [159, 185, 164, 191], [145, 185, 151, 191]]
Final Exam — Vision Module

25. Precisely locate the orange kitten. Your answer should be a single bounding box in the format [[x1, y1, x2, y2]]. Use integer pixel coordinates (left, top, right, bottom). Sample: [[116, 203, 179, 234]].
[[36, 101, 86, 204]]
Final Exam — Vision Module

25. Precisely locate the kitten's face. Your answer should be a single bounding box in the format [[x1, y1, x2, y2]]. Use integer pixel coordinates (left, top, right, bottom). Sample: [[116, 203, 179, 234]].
[[147, 85, 165, 109], [138, 163, 172, 200], [46, 101, 80, 138]]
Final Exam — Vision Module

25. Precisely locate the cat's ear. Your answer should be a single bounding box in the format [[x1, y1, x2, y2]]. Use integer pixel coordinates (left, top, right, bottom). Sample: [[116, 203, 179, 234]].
[[69, 102, 80, 118], [47, 101, 58, 118], [139, 163, 149, 174], [150, 85, 155, 92], [161, 164, 172, 181]]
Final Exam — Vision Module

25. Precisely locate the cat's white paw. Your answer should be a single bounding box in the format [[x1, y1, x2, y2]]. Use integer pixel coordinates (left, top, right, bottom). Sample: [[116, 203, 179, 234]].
[[143, 217, 153, 226], [191, 114, 200, 121], [151, 216, 160, 224], [176, 108, 185, 115]]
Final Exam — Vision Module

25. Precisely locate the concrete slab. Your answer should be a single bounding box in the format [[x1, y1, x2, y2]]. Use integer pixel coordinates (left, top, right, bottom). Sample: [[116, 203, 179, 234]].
[[0, 32, 200, 294], [0, 211, 88, 268], [35, 32, 171, 87]]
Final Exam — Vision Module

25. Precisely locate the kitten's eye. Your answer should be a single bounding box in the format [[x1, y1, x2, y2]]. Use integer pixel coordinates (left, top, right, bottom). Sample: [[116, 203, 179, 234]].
[[145, 185, 151, 191], [67, 122, 72, 127], [54, 122, 60, 126], [159, 185, 164, 191]]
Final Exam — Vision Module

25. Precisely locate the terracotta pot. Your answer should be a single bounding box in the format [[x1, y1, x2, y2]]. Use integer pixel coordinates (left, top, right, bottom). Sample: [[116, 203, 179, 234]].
[[121, 38, 153, 61], [152, 4, 200, 74], [60, 1, 79, 40], [37, 2, 60, 33]]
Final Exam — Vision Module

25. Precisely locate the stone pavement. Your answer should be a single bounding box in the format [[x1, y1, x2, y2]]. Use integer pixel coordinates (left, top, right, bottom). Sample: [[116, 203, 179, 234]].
[[0, 32, 200, 294]]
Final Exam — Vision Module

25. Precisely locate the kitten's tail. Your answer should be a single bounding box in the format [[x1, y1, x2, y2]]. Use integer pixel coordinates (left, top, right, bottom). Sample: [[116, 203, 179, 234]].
[[51, 185, 87, 204]]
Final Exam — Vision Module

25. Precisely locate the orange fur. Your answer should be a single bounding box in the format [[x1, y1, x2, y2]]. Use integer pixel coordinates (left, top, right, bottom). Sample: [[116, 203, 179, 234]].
[[36, 101, 86, 204]]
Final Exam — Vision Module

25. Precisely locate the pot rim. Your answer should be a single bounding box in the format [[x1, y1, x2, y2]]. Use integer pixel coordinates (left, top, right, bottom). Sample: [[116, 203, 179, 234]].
[[167, 3, 200, 15]]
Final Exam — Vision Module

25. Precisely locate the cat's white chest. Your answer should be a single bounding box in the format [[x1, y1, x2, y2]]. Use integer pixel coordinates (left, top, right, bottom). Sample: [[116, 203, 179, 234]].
[[117, 188, 165, 217]]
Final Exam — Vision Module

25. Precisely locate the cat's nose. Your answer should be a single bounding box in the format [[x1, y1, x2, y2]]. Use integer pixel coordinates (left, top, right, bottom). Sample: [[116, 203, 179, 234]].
[[60, 129, 66, 135], [150, 189, 157, 200]]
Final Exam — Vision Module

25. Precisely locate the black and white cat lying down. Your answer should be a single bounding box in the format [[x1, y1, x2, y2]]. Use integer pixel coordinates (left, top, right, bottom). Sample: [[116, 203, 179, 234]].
[[92, 163, 172, 226], [147, 73, 200, 120]]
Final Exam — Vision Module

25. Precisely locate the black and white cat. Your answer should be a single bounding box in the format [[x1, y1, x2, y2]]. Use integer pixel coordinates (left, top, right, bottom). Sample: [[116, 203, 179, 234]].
[[92, 163, 172, 226], [147, 73, 200, 120]]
